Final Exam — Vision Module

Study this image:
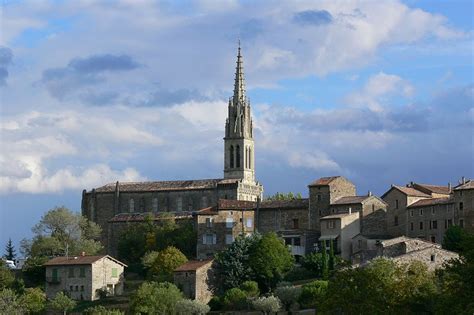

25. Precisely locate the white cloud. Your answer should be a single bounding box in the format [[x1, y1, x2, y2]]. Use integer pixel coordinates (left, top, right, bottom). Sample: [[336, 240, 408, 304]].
[[288, 151, 341, 172]]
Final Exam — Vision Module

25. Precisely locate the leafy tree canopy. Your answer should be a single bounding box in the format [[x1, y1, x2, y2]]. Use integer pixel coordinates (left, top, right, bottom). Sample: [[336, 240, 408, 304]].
[[50, 291, 76, 315], [443, 225, 467, 252], [130, 281, 183, 314], [264, 192, 302, 201], [142, 246, 188, 281]]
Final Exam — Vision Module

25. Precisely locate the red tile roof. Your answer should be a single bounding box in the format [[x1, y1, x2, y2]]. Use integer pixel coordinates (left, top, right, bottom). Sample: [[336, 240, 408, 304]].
[[408, 197, 453, 208], [308, 176, 340, 186], [175, 259, 213, 272], [391, 185, 431, 197], [412, 183, 451, 195], [332, 196, 370, 205], [108, 212, 193, 222], [44, 255, 127, 267], [91, 178, 239, 193]]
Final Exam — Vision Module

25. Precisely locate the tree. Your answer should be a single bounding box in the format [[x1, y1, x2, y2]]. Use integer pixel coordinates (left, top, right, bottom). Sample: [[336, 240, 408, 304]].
[[301, 252, 325, 277], [142, 246, 188, 281], [176, 299, 210, 315], [50, 291, 76, 315], [443, 225, 467, 252], [19, 287, 46, 314], [0, 263, 15, 290], [240, 280, 260, 298], [0, 288, 24, 314], [248, 232, 294, 291], [252, 296, 281, 314], [84, 305, 124, 314], [214, 233, 261, 291], [298, 280, 328, 310], [328, 240, 335, 271], [4, 239, 16, 261], [321, 240, 329, 280], [274, 283, 301, 311], [130, 281, 183, 314], [222, 288, 248, 310], [265, 192, 303, 201]]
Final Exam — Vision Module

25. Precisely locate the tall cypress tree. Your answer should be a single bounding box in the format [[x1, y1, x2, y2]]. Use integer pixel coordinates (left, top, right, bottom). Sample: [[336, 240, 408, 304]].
[[329, 239, 335, 271], [4, 238, 16, 260], [321, 240, 329, 280]]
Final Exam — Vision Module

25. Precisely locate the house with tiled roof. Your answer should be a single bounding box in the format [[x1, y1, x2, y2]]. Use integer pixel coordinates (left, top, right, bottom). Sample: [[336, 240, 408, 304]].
[[453, 178, 474, 232], [174, 259, 214, 303], [44, 254, 127, 301]]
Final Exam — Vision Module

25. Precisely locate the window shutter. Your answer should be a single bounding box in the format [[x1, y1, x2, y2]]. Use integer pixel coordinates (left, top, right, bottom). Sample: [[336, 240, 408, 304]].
[[202, 234, 207, 245], [213, 234, 217, 244]]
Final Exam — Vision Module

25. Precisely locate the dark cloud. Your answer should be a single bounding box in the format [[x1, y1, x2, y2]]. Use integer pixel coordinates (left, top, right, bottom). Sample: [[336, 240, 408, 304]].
[[293, 10, 333, 26], [69, 54, 139, 74], [41, 54, 139, 101], [0, 47, 13, 86]]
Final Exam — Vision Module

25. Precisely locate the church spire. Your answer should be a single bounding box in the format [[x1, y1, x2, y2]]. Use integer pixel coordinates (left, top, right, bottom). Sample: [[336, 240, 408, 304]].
[[233, 41, 246, 103]]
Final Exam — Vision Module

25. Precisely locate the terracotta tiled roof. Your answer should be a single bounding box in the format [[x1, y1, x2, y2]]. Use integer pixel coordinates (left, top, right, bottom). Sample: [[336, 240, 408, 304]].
[[332, 196, 370, 205], [91, 178, 239, 193], [175, 259, 213, 272], [108, 212, 193, 222], [259, 198, 309, 209], [412, 183, 451, 195], [408, 197, 453, 208], [320, 213, 356, 219], [196, 206, 219, 215], [391, 185, 431, 197], [308, 176, 340, 186], [454, 180, 474, 190], [44, 255, 127, 267]]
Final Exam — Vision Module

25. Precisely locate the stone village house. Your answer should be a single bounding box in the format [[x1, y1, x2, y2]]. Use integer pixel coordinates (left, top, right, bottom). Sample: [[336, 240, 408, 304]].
[[44, 255, 126, 301]]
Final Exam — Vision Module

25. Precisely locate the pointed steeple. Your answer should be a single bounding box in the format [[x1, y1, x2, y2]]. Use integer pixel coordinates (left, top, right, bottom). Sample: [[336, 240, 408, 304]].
[[233, 40, 246, 103]]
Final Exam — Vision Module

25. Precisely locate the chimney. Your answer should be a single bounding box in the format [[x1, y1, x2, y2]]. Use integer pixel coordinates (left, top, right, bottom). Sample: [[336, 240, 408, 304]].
[[368, 191, 372, 197], [462, 176, 466, 184], [448, 182, 451, 191], [349, 207, 352, 214], [81, 251, 86, 257]]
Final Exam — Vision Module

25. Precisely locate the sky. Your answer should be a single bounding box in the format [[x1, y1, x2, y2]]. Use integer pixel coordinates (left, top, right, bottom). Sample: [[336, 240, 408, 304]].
[[0, 0, 473, 251]]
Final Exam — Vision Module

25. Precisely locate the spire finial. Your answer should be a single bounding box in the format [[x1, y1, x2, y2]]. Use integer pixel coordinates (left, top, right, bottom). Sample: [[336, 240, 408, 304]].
[[233, 40, 245, 102]]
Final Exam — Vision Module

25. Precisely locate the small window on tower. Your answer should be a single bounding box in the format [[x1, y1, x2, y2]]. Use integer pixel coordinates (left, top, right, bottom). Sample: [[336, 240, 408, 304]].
[[236, 145, 241, 168], [230, 146, 234, 168]]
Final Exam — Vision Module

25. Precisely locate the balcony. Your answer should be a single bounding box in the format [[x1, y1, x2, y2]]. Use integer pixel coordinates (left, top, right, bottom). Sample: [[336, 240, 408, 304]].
[[46, 276, 61, 284]]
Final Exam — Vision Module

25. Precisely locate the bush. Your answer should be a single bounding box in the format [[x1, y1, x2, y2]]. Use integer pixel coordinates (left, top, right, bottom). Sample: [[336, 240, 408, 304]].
[[130, 281, 183, 314], [283, 266, 315, 282], [240, 280, 259, 298], [252, 295, 281, 314], [208, 296, 223, 311], [84, 305, 124, 314], [175, 299, 210, 314], [299, 280, 328, 309], [50, 291, 76, 314], [222, 287, 248, 310], [0, 288, 25, 314], [20, 287, 46, 314], [0, 264, 15, 290], [274, 284, 301, 311]]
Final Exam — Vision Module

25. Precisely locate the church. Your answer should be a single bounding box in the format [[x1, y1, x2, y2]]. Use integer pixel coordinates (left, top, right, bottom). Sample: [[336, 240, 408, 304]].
[[81, 46, 264, 250]]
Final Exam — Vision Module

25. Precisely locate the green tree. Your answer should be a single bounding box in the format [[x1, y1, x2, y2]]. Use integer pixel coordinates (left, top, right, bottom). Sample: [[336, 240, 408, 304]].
[[265, 192, 303, 201], [274, 283, 301, 311], [175, 299, 210, 315], [50, 291, 76, 315], [142, 246, 188, 281], [321, 241, 329, 280], [84, 305, 124, 314], [19, 287, 46, 314], [222, 287, 248, 310], [130, 281, 183, 314], [240, 280, 260, 298], [301, 252, 325, 277], [21, 256, 49, 287], [0, 263, 15, 290], [4, 238, 16, 261], [298, 280, 328, 310], [328, 240, 335, 271], [443, 225, 467, 252], [251, 295, 281, 314], [214, 233, 261, 291], [0, 288, 24, 315], [248, 232, 294, 291]]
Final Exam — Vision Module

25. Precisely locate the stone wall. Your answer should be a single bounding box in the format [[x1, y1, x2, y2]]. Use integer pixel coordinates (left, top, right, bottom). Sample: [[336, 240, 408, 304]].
[[173, 261, 213, 303], [91, 258, 125, 300], [406, 202, 454, 244], [391, 246, 459, 271], [257, 208, 309, 234], [454, 188, 474, 232]]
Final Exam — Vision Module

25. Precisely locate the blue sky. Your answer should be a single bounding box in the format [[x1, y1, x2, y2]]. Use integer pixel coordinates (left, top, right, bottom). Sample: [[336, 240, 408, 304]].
[[0, 0, 473, 251]]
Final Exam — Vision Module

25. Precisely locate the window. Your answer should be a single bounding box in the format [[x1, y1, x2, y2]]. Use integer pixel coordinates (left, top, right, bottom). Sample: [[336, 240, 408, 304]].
[[432, 220, 438, 230], [358, 239, 362, 249], [459, 202, 464, 211], [70, 286, 73, 292], [152, 198, 158, 212], [68, 267, 74, 278], [203, 233, 216, 245], [79, 267, 85, 278], [80, 285, 84, 292], [410, 222, 414, 231], [327, 220, 335, 229], [112, 268, 118, 278], [206, 217, 213, 228], [293, 218, 299, 229], [460, 219, 464, 228], [294, 237, 301, 246], [229, 145, 234, 168], [430, 254, 436, 262], [431, 207, 435, 215], [420, 209, 424, 216], [317, 194, 322, 202], [248, 147, 252, 169], [246, 218, 253, 228], [75, 285, 78, 291], [372, 204, 375, 212], [245, 147, 249, 168], [447, 219, 453, 228], [410, 210, 414, 217], [226, 217, 234, 228], [394, 216, 399, 226], [285, 238, 292, 245], [201, 196, 208, 208], [447, 204, 451, 212], [236, 145, 241, 168], [52, 268, 58, 281], [419, 222, 424, 230], [395, 199, 399, 209], [225, 234, 234, 244], [129, 199, 134, 213], [431, 236, 436, 243], [176, 197, 182, 212]]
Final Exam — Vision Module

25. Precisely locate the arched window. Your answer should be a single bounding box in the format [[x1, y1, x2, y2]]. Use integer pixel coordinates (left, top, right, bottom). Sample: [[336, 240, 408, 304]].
[[249, 147, 252, 169], [236, 145, 241, 168], [230, 146, 234, 168], [245, 147, 248, 168], [129, 199, 134, 213]]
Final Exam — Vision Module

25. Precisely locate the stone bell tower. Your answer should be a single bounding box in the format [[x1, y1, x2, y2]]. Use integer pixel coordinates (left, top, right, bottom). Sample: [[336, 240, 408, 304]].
[[224, 43, 256, 184]]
